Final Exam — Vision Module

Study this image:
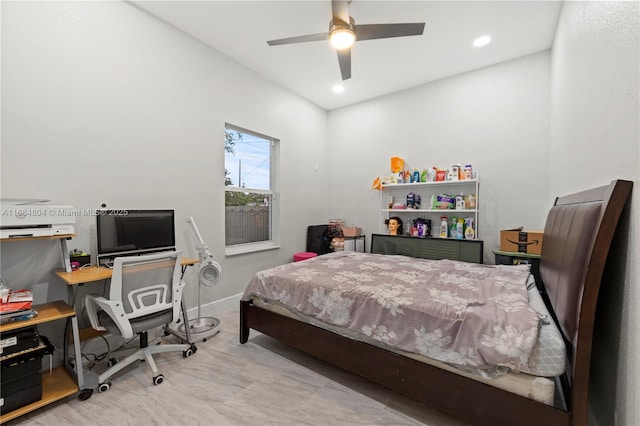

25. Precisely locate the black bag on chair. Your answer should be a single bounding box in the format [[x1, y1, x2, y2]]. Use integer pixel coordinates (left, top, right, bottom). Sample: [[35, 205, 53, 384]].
[[306, 225, 332, 255]]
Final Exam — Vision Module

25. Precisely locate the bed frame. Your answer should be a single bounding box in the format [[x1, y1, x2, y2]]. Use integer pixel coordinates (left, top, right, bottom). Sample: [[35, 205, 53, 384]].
[[240, 180, 632, 426]]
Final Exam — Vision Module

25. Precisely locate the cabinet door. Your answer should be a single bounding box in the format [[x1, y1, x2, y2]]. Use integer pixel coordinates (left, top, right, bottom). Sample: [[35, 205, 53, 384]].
[[459, 241, 483, 263], [420, 239, 460, 260], [371, 235, 421, 257]]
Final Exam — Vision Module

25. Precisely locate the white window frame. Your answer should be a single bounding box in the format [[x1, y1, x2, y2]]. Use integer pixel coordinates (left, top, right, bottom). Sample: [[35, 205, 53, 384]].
[[224, 124, 280, 256]]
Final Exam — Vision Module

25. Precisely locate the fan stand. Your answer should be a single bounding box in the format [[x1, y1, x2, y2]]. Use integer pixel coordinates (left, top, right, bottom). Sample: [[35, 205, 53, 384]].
[[174, 217, 223, 342], [178, 314, 221, 342], [177, 270, 221, 342]]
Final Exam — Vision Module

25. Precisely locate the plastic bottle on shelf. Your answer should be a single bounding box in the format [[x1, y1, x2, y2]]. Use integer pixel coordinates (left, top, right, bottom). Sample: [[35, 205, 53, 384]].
[[439, 217, 448, 238], [456, 218, 464, 240], [406, 192, 416, 209], [413, 169, 420, 183], [421, 169, 428, 182], [464, 164, 473, 180], [449, 216, 457, 238], [464, 217, 475, 239]]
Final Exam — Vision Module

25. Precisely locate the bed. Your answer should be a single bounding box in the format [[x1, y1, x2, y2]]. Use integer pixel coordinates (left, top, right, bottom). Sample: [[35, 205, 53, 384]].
[[239, 179, 632, 426]]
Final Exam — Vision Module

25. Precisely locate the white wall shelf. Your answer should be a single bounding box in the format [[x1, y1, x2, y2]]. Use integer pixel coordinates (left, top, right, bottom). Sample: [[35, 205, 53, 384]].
[[381, 209, 479, 214], [380, 176, 480, 238], [380, 178, 479, 189]]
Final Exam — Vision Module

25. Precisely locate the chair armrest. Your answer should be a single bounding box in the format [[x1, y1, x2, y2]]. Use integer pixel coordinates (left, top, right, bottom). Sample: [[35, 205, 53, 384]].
[[84, 293, 108, 332], [84, 293, 134, 338]]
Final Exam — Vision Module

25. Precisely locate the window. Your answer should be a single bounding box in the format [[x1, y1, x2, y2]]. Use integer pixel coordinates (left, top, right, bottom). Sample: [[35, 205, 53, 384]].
[[224, 124, 278, 254]]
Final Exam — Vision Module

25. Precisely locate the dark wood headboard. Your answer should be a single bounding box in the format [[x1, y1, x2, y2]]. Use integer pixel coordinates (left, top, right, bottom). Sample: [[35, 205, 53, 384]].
[[539, 179, 632, 425]]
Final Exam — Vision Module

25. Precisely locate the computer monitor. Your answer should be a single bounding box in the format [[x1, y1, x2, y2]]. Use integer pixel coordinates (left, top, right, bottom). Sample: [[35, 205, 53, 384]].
[[96, 210, 176, 266]]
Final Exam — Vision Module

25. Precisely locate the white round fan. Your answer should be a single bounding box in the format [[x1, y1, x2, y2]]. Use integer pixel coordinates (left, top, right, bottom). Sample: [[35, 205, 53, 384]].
[[178, 216, 222, 341]]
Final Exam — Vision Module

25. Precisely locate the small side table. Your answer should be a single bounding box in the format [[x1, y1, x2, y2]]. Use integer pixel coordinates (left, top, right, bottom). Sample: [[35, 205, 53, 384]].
[[493, 249, 542, 293], [343, 235, 366, 252]]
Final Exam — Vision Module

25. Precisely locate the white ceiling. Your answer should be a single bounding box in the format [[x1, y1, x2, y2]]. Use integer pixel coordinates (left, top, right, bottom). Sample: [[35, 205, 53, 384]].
[[131, 1, 563, 111]]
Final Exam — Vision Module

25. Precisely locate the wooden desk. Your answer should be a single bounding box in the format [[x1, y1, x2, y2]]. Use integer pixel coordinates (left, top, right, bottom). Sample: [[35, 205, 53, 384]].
[[53, 257, 199, 285]]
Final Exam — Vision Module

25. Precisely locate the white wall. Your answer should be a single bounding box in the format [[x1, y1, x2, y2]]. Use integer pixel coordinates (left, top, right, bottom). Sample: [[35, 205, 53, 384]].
[[0, 1, 330, 313], [550, 2, 639, 426], [327, 51, 552, 261]]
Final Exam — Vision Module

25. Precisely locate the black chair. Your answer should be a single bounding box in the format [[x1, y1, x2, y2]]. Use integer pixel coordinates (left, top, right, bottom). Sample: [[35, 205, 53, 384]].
[[306, 225, 332, 255]]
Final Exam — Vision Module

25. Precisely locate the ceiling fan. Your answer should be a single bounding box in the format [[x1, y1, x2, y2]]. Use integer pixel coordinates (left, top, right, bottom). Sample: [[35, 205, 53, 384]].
[[266, 0, 425, 81]]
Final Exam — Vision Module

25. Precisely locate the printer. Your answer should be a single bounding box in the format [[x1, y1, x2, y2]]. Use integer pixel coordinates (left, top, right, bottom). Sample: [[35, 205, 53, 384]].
[[0, 199, 76, 239]]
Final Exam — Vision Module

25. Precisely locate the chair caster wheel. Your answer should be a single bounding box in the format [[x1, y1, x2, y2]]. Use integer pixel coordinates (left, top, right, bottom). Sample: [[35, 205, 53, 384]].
[[153, 374, 165, 386], [98, 382, 111, 393], [183, 344, 197, 357], [107, 358, 118, 368], [79, 388, 93, 401]]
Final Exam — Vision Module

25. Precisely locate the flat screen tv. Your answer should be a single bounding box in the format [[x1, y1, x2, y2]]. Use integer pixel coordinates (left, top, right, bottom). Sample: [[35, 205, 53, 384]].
[[96, 209, 175, 265]]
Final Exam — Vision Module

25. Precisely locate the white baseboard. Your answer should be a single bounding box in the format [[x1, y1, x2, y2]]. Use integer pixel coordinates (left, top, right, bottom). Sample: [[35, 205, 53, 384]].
[[184, 292, 243, 320]]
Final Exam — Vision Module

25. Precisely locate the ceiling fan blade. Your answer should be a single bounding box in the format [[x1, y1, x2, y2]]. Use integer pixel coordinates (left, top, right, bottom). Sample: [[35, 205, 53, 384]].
[[354, 23, 425, 41], [336, 48, 351, 81], [267, 32, 329, 46], [331, 0, 351, 25]]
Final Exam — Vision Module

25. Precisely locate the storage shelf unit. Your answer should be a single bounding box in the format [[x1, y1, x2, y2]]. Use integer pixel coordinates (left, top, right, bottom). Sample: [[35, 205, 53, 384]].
[[1, 234, 76, 272], [0, 367, 77, 423], [0, 301, 79, 423], [1, 235, 84, 422], [0, 234, 76, 243], [380, 177, 480, 238]]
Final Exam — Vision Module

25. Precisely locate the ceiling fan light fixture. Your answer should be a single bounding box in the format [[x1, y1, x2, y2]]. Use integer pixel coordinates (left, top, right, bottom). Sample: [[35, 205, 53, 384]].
[[265, 2, 425, 80], [330, 27, 356, 50]]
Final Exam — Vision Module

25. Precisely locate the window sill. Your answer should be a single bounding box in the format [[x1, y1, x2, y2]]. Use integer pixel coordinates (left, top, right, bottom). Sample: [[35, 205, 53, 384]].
[[225, 242, 281, 257]]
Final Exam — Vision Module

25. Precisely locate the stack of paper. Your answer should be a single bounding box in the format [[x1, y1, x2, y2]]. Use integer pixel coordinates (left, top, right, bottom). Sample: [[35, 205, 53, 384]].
[[1, 289, 36, 324]]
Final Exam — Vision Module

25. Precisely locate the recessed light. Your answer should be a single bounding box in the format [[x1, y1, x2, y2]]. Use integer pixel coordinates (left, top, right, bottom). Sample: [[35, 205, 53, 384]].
[[332, 84, 345, 94], [473, 35, 491, 47]]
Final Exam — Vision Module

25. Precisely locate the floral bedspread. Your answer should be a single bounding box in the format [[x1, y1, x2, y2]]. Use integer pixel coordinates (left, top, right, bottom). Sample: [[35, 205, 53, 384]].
[[242, 251, 540, 372]]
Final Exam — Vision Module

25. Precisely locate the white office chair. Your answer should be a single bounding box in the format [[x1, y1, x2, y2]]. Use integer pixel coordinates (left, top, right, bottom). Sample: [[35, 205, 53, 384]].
[[84, 250, 197, 392]]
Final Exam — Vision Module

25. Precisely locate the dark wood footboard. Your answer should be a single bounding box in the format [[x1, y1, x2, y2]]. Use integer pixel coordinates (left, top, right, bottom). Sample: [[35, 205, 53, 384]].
[[239, 299, 569, 426]]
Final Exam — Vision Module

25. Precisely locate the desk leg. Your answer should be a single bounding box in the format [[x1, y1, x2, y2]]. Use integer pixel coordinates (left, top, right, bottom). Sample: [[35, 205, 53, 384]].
[[65, 283, 92, 398], [177, 265, 193, 343], [60, 238, 72, 272], [67, 283, 80, 310], [70, 316, 84, 388], [164, 299, 194, 345], [180, 301, 192, 343]]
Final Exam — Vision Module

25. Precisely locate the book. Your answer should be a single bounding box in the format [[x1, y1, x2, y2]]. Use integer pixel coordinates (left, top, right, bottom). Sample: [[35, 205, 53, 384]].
[[0, 289, 33, 314], [0, 308, 37, 324]]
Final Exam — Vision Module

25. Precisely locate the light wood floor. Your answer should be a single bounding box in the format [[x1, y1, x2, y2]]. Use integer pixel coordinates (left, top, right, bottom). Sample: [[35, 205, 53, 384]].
[[11, 308, 470, 426]]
